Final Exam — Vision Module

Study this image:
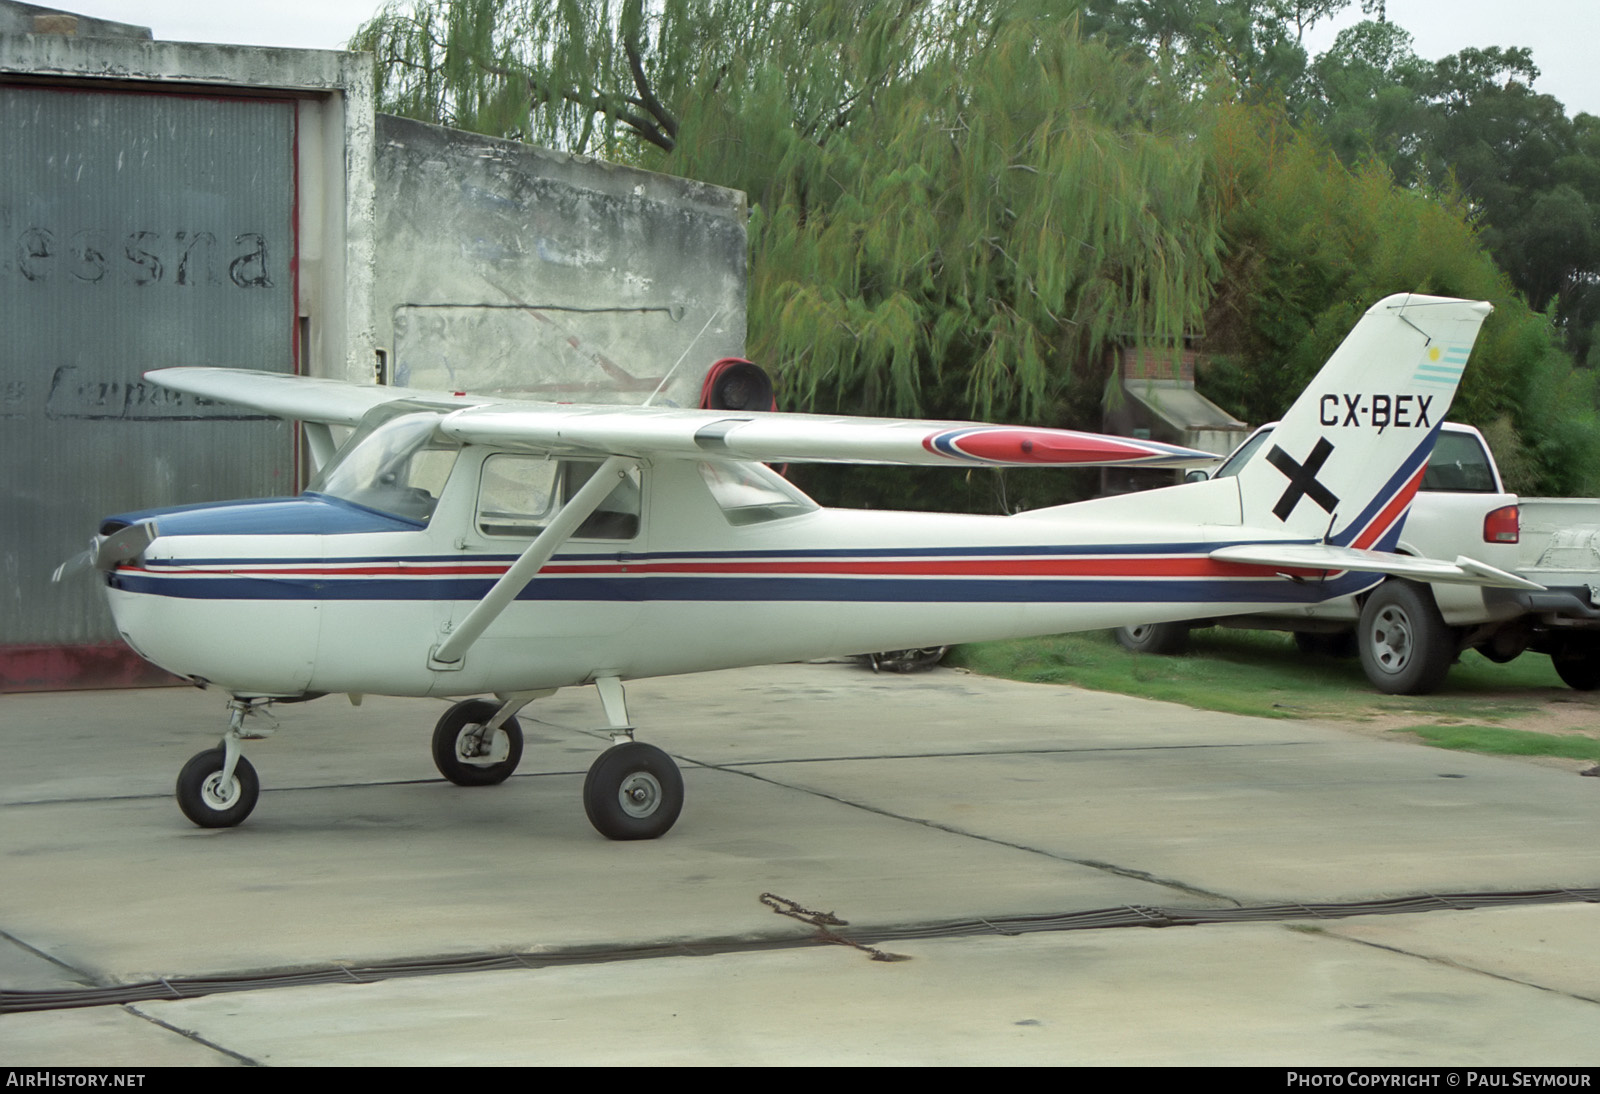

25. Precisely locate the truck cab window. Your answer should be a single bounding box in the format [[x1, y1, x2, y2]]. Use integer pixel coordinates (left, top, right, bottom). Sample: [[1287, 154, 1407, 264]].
[[1420, 431, 1495, 493]]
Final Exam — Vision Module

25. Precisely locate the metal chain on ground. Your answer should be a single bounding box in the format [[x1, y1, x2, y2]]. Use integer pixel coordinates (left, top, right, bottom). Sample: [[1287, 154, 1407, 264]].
[[759, 892, 911, 963]]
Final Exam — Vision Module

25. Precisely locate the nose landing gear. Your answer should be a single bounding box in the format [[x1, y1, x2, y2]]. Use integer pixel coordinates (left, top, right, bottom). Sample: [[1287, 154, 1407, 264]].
[[174, 699, 271, 828]]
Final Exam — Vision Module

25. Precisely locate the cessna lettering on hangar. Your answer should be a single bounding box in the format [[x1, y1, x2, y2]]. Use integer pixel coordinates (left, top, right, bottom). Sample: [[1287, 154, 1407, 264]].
[[67, 294, 1539, 840]]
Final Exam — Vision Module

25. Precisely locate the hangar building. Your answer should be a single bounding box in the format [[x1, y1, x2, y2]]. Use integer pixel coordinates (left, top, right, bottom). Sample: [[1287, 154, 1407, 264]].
[[0, 2, 747, 689]]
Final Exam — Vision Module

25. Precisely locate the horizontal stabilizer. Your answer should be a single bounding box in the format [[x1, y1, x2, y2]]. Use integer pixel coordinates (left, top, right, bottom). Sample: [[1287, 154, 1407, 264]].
[[1209, 543, 1544, 591]]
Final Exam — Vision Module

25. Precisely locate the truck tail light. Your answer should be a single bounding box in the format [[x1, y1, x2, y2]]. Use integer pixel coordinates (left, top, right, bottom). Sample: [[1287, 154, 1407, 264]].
[[1483, 504, 1519, 544]]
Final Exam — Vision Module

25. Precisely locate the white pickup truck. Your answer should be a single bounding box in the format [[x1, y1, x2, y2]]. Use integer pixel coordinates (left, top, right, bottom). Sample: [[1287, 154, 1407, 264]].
[[1115, 423, 1600, 694]]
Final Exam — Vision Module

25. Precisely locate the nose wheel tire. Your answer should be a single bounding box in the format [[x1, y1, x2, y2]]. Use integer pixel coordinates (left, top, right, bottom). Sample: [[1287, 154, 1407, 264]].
[[432, 700, 524, 786], [583, 742, 684, 841], [176, 747, 260, 828]]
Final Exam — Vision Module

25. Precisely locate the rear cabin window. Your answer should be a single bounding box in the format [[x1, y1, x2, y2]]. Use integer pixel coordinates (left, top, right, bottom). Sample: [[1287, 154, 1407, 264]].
[[476, 456, 640, 540], [697, 461, 818, 525], [1211, 429, 1271, 480]]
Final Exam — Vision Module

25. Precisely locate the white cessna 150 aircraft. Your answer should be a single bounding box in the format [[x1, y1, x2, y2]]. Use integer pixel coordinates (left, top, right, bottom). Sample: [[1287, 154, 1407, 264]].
[[83, 293, 1533, 840]]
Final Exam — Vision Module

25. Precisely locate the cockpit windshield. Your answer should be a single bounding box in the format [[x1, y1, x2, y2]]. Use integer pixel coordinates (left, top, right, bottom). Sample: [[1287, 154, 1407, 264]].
[[306, 402, 461, 525]]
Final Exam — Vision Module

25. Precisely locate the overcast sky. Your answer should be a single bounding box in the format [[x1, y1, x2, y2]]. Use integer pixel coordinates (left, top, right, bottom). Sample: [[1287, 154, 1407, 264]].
[[48, 0, 1600, 117]]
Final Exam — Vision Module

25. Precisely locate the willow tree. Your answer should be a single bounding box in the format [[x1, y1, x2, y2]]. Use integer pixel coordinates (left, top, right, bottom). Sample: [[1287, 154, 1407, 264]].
[[354, 0, 1222, 436], [1199, 101, 1600, 497]]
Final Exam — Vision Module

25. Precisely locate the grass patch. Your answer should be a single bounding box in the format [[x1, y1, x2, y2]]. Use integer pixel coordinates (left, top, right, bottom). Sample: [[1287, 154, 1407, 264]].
[[948, 628, 1569, 725], [1396, 724, 1600, 761]]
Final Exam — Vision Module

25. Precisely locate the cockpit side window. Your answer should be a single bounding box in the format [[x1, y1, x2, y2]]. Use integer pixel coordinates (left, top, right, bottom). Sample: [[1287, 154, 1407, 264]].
[[305, 404, 460, 525], [476, 456, 641, 540]]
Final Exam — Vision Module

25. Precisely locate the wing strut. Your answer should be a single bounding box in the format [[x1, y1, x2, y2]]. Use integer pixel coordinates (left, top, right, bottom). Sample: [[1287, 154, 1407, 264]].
[[302, 422, 338, 472], [429, 454, 637, 670]]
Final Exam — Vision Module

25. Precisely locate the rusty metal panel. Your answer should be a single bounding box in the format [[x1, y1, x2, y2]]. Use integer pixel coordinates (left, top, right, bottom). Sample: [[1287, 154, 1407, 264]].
[[1, 85, 296, 661]]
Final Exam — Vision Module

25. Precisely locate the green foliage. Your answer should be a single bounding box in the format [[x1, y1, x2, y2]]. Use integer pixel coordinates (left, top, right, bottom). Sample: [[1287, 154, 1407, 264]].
[[743, 12, 1223, 426], [360, 0, 1227, 510], [1194, 102, 1600, 496], [1298, 22, 1600, 363], [357, 0, 1600, 504], [950, 629, 1570, 724]]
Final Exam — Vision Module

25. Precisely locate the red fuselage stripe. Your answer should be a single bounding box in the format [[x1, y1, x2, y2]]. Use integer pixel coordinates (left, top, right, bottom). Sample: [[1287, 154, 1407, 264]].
[[125, 556, 1331, 580], [1349, 466, 1425, 551]]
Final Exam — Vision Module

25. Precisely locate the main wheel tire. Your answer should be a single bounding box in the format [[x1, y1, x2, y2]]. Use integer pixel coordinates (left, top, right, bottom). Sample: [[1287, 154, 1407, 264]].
[[432, 700, 524, 786], [583, 742, 684, 841], [1358, 581, 1456, 695], [176, 747, 260, 829], [1551, 647, 1600, 690], [1114, 622, 1190, 655]]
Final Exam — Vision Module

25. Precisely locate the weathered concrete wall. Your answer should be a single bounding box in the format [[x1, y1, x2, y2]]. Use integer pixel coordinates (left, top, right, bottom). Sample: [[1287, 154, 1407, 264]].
[[375, 115, 746, 407], [0, 1, 149, 39]]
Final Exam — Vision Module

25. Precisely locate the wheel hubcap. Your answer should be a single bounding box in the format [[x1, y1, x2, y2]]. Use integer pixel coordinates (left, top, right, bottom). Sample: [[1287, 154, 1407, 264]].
[[1370, 606, 1413, 673], [457, 725, 508, 766], [618, 772, 662, 818], [200, 772, 240, 811], [458, 725, 488, 759]]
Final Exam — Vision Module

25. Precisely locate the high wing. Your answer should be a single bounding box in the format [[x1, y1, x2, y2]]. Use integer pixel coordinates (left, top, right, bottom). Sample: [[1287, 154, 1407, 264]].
[[146, 367, 1217, 469], [438, 402, 1216, 468], [1209, 543, 1544, 591], [146, 367, 491, 427]]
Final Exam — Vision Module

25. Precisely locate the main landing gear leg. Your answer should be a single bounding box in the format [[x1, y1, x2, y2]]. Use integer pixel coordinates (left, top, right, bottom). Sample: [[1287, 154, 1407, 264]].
[[431, 690, 551, 787], [175, 699, 269, 828], [583, 677, 684, 841]]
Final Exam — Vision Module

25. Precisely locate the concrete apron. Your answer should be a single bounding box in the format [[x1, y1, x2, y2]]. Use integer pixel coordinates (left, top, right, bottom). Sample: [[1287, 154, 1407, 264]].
[[2, 662, 1596, 1064]]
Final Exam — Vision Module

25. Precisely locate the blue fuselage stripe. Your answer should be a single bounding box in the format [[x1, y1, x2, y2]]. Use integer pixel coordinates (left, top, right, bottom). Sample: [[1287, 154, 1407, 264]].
[[110, 570, 1376, 605]]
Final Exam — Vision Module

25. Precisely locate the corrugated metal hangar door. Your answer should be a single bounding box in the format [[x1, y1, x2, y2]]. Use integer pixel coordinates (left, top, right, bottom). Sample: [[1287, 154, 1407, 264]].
[[1, 84, 297, 689]]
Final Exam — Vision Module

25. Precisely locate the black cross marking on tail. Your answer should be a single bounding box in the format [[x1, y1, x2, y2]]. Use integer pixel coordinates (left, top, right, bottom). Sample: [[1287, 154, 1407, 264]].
[[1267, 438, 1340, 522]]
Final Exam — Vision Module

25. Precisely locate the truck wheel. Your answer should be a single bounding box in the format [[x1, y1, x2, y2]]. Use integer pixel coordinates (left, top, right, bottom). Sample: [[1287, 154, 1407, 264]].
[[1551, 647, 1600, 691], [1114, 623, 1190, 655], [1358, 581, 1456, 695]]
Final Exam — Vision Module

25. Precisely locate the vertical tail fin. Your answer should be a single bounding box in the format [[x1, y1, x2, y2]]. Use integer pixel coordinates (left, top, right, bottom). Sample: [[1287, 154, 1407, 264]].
[[1233, 294, 1493, 547]]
